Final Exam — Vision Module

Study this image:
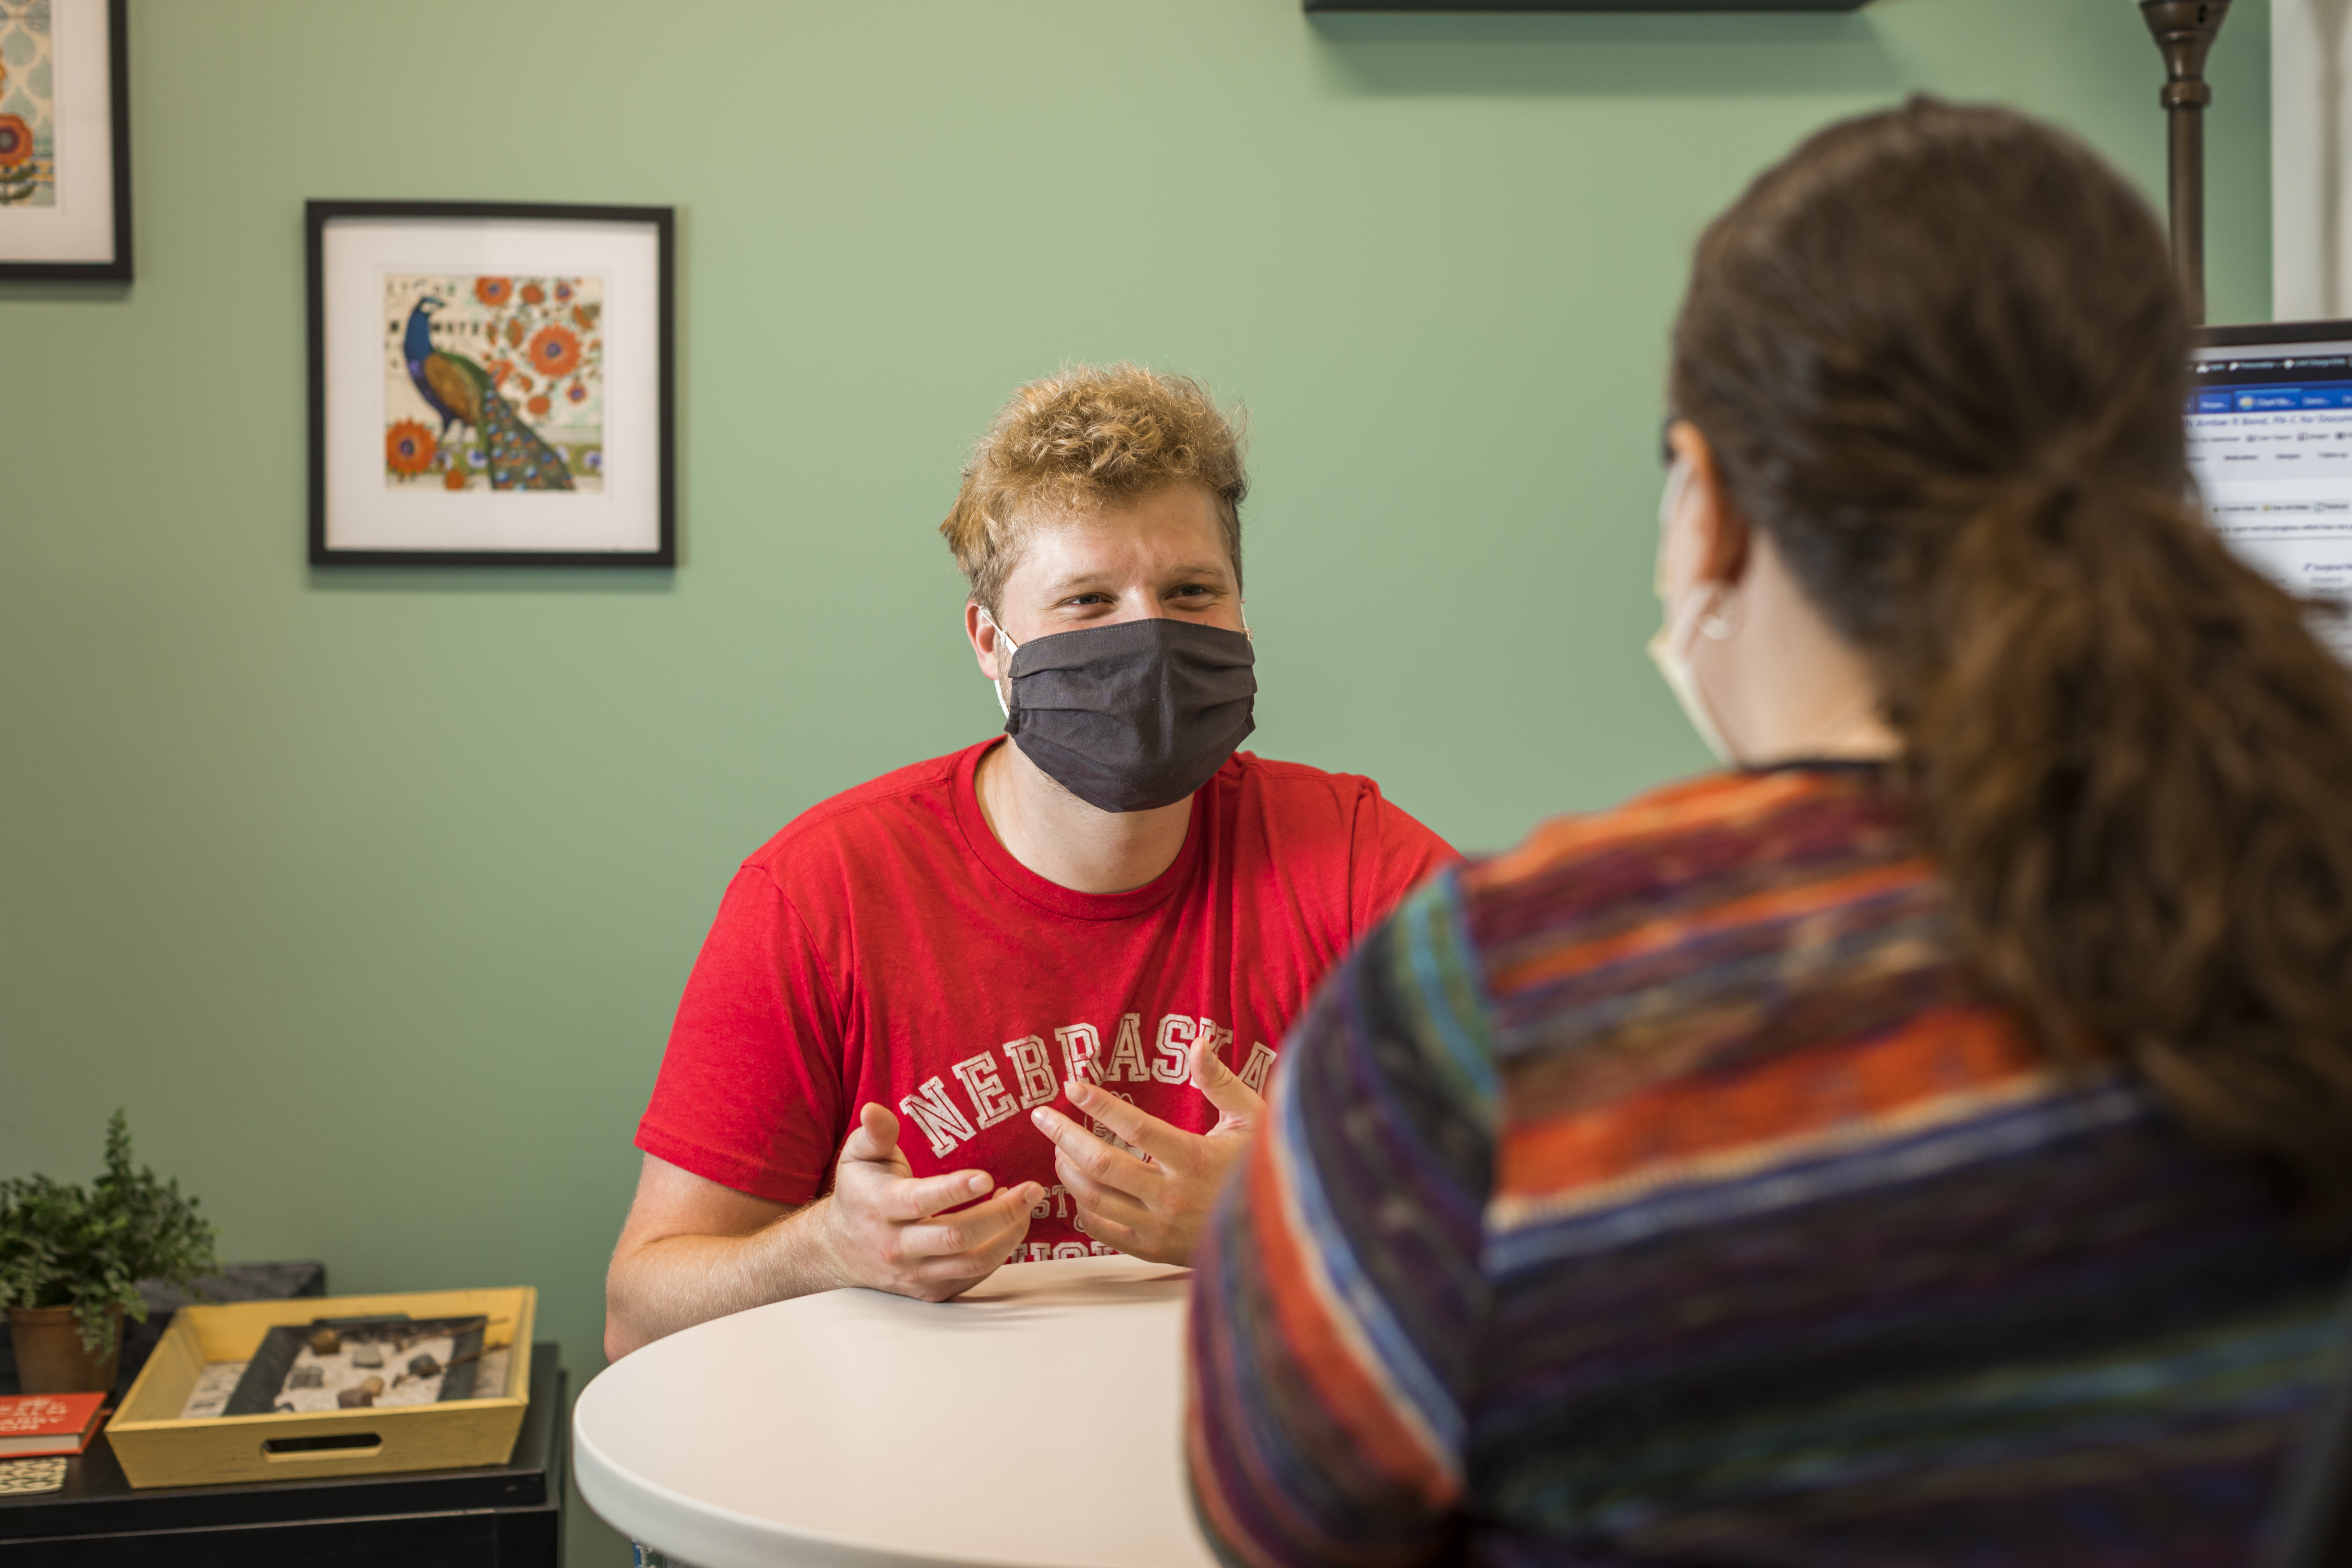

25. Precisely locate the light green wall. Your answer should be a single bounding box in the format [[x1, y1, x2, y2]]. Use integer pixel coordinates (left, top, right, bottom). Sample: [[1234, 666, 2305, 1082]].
[[0, 0, 2268, 1558]]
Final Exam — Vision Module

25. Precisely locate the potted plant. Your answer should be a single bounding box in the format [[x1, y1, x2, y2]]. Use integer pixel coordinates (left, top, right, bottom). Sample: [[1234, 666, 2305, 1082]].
[[0, 1110, 220, 1393]]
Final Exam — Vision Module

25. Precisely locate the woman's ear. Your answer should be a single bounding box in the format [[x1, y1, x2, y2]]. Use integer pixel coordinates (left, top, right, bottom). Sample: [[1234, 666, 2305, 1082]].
[[1665, 421, 1752, 589]]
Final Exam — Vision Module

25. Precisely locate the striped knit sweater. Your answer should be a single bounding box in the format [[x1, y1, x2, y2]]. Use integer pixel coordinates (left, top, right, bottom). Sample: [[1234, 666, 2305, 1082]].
[[1185, 766, 2351, 1567]]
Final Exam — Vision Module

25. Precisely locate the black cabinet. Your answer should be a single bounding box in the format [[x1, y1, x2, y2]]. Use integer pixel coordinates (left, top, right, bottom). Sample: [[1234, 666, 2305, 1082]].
[[0, 1344, 567, 1567]]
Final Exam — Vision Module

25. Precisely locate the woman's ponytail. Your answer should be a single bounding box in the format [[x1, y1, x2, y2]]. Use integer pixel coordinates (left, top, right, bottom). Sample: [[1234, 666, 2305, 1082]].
[[1908, 473, 2352, 1203], [1672, 98, 2352, 1213]]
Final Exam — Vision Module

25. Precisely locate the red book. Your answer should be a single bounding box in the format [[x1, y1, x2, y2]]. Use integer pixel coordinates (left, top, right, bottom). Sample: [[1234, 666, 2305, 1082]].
[[0, 1392, 108, 1457]]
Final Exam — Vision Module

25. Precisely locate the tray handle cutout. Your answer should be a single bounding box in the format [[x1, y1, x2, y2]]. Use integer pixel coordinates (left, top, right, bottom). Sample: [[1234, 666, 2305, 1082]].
[[262, 1432, 383, 1460]]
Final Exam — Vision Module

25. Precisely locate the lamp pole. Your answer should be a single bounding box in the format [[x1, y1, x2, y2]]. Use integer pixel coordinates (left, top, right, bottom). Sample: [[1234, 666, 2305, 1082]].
[[2139, 0, 2233, 324]]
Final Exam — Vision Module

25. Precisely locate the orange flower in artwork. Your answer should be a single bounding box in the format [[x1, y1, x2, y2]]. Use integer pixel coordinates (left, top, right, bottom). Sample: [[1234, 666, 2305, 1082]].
[[506, 319, 524, 348], [527, 324, 582, 380], [527, 394, 552, 417], [521, 283, 546, 305], [386, 420, 436, 475], [486, 357, 515, 388], [475, 277, 514, 307], [0, 115, 31, 170], [445, 465, 469, 491]]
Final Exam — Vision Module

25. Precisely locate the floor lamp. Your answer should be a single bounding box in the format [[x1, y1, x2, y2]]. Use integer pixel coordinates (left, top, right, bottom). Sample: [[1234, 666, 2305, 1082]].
[[2140, 0, 2233, 324]]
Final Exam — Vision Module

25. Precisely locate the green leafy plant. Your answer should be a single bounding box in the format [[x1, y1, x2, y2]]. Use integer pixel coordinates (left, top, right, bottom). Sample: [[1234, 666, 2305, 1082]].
[[0, 1110, 221, 1355]]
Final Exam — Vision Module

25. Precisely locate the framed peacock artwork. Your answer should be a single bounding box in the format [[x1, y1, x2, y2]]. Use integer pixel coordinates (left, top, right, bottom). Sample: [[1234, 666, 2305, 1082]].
[[0, 0, 132, 280], [306, 200, 676, 566]]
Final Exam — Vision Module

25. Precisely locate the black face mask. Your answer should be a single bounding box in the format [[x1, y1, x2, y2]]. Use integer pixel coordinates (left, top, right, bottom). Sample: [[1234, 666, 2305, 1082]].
[[996, 617, 1257, 813]]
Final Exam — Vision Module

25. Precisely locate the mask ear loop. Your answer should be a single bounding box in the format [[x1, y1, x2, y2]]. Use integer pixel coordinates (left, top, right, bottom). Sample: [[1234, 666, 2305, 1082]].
[[1653, 457, 1694, 603], [1657, 455, 1740, 644], [980, 609, 1020, 719]]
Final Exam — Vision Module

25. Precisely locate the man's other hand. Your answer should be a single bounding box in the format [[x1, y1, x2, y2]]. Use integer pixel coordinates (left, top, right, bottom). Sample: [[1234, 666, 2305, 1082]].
[[1029, 1034, 1266, 1265], [820, 1103, 1044, 1303]]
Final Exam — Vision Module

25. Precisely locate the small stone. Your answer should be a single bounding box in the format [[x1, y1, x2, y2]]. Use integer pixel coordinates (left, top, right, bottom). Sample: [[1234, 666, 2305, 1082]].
[[349, 1342, 384, 1368], [406, 1354, 440, 1378], [308, 1329, 340, 1355], [287, 1366, 323, 1389], [335, 1375, 384, 1409]]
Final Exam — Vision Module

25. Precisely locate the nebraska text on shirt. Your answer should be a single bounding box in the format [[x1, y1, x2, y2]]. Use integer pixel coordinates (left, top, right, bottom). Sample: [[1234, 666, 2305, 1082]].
[[895, 1010, 1280, 1159]]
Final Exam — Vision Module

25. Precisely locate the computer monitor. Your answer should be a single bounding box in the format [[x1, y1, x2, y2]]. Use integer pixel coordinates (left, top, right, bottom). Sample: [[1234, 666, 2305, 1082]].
[[2189, 321, 2352, 659]]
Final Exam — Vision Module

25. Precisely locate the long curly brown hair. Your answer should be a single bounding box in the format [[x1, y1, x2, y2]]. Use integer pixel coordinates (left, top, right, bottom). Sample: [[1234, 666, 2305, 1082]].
[[1670, 98, 2352, 1211]]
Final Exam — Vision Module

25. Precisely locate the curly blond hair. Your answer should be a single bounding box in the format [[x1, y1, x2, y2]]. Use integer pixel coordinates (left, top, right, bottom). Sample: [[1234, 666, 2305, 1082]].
[[940, 364, 1248, 614]]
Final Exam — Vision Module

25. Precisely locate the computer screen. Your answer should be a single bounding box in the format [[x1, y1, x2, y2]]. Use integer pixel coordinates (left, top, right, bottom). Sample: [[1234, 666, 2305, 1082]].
[[2188, 323, 2352, 658]]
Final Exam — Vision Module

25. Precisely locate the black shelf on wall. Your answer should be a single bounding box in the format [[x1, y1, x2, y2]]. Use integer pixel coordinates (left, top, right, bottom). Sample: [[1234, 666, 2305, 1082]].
[[1306, 0, 1865, 11]]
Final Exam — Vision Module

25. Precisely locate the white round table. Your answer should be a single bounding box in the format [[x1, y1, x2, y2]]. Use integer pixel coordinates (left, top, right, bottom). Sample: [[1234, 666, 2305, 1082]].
[[574, 1255, 1218, 1568]]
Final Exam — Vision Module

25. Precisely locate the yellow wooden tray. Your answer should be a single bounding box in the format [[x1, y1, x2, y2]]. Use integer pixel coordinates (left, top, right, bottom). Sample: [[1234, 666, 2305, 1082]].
[[106, 1287, 535, 1487]]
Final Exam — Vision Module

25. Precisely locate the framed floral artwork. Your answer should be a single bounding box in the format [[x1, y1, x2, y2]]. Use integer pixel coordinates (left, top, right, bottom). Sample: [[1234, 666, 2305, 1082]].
[[0, 0, 132, 280], [306, 200, 676, 566]]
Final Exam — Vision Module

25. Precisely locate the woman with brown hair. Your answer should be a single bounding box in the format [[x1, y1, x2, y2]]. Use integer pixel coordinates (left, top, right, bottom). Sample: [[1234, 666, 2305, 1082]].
[[1185, 99, 2352, 1565]]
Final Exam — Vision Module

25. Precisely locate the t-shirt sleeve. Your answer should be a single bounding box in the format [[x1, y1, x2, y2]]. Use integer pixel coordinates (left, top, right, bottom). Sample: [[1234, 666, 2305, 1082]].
[[1349, 783, 1460, 939], [634, 866, 848, 1205], [1185, 870, 1497, 1568]]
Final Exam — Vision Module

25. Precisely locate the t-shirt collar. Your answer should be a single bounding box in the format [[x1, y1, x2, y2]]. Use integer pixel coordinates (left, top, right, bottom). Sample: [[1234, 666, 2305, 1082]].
[[950, 737, 1208, 921]]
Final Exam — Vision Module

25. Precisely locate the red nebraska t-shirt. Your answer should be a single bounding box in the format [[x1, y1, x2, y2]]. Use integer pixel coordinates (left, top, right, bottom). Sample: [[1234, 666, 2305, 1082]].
[[636, 737, 1456, 1260]]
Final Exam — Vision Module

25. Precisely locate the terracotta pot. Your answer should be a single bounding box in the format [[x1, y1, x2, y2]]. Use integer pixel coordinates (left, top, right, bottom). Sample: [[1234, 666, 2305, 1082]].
[[6, 1304, 124, 1394]]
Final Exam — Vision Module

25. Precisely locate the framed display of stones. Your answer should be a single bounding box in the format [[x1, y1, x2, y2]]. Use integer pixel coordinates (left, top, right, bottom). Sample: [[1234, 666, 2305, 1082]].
[[0, 0, 132, 280]]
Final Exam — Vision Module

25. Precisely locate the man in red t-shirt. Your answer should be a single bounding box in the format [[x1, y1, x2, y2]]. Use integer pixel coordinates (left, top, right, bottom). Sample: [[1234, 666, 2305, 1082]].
[[604, 365, 1455, 1357]]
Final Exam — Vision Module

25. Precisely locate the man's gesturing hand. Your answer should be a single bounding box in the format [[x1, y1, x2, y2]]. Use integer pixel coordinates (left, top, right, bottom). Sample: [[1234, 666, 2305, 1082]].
[[818, 1103, 1043, 1303], [1029, 1034, 1267, 1265]]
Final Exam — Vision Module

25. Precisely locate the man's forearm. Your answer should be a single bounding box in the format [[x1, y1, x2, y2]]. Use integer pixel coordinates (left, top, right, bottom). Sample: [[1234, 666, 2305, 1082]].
[[604, 1198, 842, 1360]]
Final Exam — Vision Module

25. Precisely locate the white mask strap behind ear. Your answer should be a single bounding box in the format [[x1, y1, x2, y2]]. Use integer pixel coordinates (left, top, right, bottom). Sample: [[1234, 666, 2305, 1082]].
[[1647, 456, 1740, 765], [980, 609, 1020, 719], [1659, 455, 1695, 533], [1654, 454, 1696, 601]]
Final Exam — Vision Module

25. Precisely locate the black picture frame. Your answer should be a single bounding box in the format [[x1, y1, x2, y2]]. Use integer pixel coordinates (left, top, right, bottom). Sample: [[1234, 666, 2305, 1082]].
[[305, 199, 677, 568], [1304, 0, 1865, 10], [0, 0, 133, 281]]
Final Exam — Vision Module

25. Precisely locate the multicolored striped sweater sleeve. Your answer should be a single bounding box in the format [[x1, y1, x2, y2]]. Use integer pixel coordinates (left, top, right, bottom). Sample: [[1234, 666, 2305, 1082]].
[[1185, 766, 2352, 1567]]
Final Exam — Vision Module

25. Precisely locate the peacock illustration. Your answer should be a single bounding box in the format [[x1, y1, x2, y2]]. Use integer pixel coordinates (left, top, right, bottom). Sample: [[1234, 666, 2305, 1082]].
[[401, 296, 574, 490]]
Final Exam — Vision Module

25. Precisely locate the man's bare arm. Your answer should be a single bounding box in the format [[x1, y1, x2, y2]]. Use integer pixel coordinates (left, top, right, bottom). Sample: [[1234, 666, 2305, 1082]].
[[603, 1105, 1044, 1360]]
